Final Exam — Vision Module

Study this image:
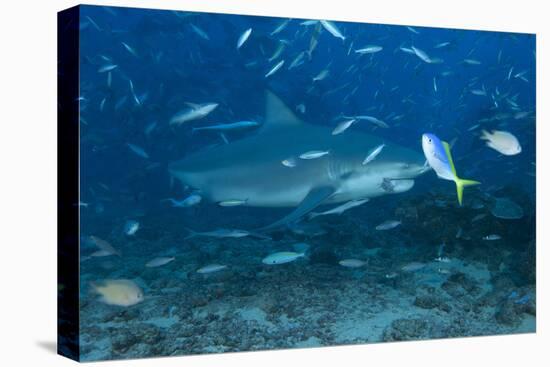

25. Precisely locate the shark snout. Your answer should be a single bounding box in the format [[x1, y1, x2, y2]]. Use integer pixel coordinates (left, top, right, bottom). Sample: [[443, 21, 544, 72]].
[[389, 160, 429, 179]]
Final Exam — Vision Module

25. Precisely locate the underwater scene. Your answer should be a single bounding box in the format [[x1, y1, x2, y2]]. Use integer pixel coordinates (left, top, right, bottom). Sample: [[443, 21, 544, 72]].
[[75, 5, 536, 361]]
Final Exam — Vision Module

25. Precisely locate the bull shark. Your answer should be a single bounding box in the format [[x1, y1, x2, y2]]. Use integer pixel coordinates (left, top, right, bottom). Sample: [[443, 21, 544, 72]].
[[169, 91, 428, 231]]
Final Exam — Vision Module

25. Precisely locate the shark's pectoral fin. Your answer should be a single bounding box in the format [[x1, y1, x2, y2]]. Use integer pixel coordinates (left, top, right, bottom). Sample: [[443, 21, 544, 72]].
[[259, 186, 336, 232]]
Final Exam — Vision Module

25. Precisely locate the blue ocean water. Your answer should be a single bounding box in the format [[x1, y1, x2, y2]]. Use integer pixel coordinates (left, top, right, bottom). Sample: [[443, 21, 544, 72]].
[[75, 5, 535, 361]]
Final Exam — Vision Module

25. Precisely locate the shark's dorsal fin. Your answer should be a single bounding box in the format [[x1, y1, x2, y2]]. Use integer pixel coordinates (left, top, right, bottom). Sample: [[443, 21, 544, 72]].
[[261, 91, 304, 132]]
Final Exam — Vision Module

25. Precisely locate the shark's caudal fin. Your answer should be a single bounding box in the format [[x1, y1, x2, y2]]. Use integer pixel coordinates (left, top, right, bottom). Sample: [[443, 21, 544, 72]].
[[442, 141, 480, 205], [259, 186, 336, 232]]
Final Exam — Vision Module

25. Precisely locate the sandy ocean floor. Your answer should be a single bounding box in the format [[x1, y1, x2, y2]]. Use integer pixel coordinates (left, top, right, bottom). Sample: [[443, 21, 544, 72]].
[[77, 190, 536, 361]]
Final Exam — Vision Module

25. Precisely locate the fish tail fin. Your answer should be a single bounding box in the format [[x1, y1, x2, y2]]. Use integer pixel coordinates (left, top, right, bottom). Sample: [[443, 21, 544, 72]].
[[442, 141, 480, 205], [308, 212, 319, 220], [89, 281, 100, 294], [183, 227, 198, 240], [454, 177, 481, 206], [480, 129, 490, 140]]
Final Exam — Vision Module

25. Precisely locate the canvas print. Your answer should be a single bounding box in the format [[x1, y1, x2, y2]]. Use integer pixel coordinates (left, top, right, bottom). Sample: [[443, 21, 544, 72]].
[[57, 4, 536, 362]]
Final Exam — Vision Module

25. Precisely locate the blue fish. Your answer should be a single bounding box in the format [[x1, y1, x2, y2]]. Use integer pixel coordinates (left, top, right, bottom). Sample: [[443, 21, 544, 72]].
[[514, 294, 531, 305], [422, 133, 480, 205]]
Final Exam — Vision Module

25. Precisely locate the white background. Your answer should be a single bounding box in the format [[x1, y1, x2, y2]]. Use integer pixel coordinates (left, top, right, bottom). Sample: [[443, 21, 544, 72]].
[[0, 0, 547, 366]]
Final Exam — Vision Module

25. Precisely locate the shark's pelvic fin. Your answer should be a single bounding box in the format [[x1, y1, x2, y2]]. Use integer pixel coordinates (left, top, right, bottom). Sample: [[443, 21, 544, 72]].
[[260, 91, 304, 133], [259, 186, 336, 232]]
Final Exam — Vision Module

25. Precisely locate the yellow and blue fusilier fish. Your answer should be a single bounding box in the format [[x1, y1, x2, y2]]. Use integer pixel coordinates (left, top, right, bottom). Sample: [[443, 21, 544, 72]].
[[421, 133, 480, 205]]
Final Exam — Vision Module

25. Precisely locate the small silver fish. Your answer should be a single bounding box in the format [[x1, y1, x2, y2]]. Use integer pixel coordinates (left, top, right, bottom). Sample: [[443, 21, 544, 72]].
[[411, 46, 432, 63], [127, 143, 149, 159], [355, 45, 383, 54], [320, 20, 345, 41], [121, 42, 138, 57], [471, 213, 487, 223], [124, 220, 140, 236], [463, 58, 481, 65], [313, 69, 330, 82], [262, 252, 305, 265], [483, 234, 502, 240], [90, 249, 114, 257], [185, 228, 252, 240], [145, 121, 157, 136], [192, 121, 259, 133], [349, 115, 389, 128], [300, 20, 319, 26], [99, 97, 106, 111], [269, 42, 286, 62], [190, 24, 210, 40], [339, 259, 366, 268], [161, 194, 202, 208], [375, 220, 401, 230], [399, 47, 415, 54], [299, 150, 330, 160], [170, 103, 218, 125], [471, 89, 487, 96], [89, 235, 120, 257], [271, 19, 291, 35], [401, 262, 426, 272], [434, 41, 450, 48], [218, 199, 247, 207], [265, 60, 285, 78], [237, 28, 252, 49], [288, 51, 305, 70], [296, 104, 306, 113], [309, 199, 369, 219], [197, 264, 227, 274], [282, 157, 297, 167], [332, 119, 356, 135], [362, 144, 385, 165], [98, 64, 118, 73], [146, 257, 175, 268]]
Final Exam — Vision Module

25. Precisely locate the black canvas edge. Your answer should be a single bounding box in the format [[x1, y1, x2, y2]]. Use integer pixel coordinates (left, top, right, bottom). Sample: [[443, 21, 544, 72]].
[[57, 5, 81, 362]]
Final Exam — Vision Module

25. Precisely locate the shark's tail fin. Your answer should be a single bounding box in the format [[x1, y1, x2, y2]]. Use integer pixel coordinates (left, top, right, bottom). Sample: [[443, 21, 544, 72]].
[[454, 177, 480, 206]]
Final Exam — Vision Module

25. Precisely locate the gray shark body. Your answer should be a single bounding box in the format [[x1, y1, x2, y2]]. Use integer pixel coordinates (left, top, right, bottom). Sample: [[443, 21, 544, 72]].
[[169, 92, 427, 230]]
